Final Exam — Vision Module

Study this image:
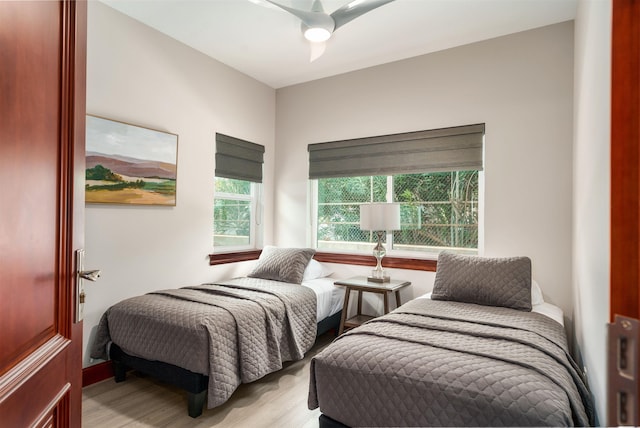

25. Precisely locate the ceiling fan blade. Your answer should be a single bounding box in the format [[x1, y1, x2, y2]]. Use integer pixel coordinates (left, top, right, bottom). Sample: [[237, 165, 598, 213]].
[[265, 0, 334, 29], [309, 41, 327, 62], [310, 0, 325, 13], [331, 0, 395, 31]]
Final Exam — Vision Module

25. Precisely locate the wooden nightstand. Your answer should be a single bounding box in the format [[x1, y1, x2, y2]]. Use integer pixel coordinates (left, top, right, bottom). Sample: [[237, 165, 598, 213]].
[[335, 276, 411, 334]]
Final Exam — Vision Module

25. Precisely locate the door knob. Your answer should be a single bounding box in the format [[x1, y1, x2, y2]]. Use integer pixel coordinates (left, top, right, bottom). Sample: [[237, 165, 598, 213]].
[[75, 249, 100, 323]]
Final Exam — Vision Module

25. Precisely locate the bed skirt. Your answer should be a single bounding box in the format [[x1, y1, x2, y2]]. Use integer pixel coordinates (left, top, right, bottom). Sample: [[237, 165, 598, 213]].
[[110, 310, 342, 418]]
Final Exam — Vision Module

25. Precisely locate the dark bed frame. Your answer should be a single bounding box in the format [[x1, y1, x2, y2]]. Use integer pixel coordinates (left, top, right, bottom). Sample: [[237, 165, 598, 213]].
[[109, 310, 342, 418], [319, 414, 349, 428]]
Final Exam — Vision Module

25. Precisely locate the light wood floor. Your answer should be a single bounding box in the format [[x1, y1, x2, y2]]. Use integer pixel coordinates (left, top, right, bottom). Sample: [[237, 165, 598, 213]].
[[82, 333, 335, 428]]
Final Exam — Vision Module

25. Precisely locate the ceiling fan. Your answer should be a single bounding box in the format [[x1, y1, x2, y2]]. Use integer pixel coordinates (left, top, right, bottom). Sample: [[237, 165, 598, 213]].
[[263, 0, 396, 62]]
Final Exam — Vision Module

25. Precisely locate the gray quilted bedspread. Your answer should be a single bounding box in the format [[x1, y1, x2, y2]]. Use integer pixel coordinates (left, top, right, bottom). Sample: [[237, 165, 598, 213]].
[[91, 277, 317, 409], [309, 298, 594, 427]]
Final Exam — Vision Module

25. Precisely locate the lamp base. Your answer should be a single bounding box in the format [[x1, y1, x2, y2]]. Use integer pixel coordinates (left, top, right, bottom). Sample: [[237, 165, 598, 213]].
[[367, 276, 390, 283], [367, 269, 390, 283]]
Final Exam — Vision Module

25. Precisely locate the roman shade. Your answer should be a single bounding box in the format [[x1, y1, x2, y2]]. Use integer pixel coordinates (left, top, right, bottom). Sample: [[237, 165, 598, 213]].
[[215, 133, 265, 183], [308, 124, 484, 179]]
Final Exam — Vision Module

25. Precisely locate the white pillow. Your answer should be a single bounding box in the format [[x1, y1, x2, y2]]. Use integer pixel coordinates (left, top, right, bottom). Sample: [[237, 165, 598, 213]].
[[303, 259, 333, 281], [531, 279, 544, 305]]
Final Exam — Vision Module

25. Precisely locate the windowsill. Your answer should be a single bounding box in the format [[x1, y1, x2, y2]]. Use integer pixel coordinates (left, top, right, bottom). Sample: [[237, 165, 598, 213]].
[[209, 249, 437, 271], [209, 249, 262, 265], [314, 252, 437, 272]]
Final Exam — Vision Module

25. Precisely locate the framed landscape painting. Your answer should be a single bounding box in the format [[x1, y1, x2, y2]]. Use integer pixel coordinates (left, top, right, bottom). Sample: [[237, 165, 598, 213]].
[[85, 115, 178, 206]]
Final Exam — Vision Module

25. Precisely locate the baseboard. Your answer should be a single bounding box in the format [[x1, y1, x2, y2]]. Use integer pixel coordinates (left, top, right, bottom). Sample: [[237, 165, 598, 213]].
[[82, 361, 114, 387]]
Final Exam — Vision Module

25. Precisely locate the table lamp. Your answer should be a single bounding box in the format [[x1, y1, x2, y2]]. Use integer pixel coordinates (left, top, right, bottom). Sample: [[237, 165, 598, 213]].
[[359, 202, 401, 282]]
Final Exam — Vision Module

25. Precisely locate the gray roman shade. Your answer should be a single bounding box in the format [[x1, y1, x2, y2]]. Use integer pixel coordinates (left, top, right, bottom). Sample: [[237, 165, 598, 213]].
[[215, 133, 265, 183], [308, 123, 484, 179]]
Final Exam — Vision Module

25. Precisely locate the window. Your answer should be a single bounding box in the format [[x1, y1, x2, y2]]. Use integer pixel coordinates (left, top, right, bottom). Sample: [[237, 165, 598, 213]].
[[214, 178, 260, 249], [308, 124, 484, 256], [214, 133, 264, 252], [314, 172, 479, 255]]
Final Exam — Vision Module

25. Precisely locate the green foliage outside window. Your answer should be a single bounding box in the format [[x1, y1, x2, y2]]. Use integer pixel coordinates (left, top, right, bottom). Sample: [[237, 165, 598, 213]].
[[317, 176, 387, 244], [214, 177, 252, 247], [215, 177, 251, 195], [316, 171, 478, 253]]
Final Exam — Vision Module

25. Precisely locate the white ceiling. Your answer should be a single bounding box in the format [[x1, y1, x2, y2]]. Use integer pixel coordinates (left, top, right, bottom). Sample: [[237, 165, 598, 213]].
[[101, 0, 577, 89]]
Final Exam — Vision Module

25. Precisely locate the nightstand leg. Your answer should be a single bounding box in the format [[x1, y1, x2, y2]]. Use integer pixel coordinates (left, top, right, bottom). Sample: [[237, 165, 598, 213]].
[[395, 290, 402, 309], [338, 287, 351, 335], [357, 290, 363, 316], [383, 292, 389, 314]]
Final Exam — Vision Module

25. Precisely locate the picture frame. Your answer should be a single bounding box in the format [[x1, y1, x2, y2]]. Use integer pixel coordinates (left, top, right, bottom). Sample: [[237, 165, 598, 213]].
[[85, 115, 178, 206]]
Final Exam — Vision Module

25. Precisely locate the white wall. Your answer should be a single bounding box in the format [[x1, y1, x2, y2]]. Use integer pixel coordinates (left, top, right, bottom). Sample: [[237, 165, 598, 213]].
[[81, 4, 614, 420], [275, 23, 575, 315], [83, 2, 276, 366], [81, 6, 613, 419], [573, 0, 611, 422]]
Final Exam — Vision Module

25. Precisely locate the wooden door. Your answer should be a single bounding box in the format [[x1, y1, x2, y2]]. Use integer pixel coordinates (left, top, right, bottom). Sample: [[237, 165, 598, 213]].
[[611, 0, 640, 322], [0, 1, 86, 426], [609, 0, 640, 424]]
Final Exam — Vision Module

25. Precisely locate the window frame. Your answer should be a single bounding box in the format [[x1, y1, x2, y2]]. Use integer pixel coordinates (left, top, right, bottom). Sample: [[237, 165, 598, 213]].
[[213, 178, 262, 253], [310, 171, 483, 258]]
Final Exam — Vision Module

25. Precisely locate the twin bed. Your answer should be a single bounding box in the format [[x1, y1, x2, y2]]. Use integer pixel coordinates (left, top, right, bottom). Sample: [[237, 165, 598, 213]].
[[309, 252, 594, 427], [91, 249, 593, 426], [90, 247, 343, 417]]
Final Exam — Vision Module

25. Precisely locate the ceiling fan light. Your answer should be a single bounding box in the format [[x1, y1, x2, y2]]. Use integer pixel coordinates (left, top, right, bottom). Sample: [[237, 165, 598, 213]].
[[304, 27, 331, 42]]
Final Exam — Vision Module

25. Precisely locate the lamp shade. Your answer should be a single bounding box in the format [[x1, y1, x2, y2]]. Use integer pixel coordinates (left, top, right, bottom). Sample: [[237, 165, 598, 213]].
[[359, 203, 401, 231]]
